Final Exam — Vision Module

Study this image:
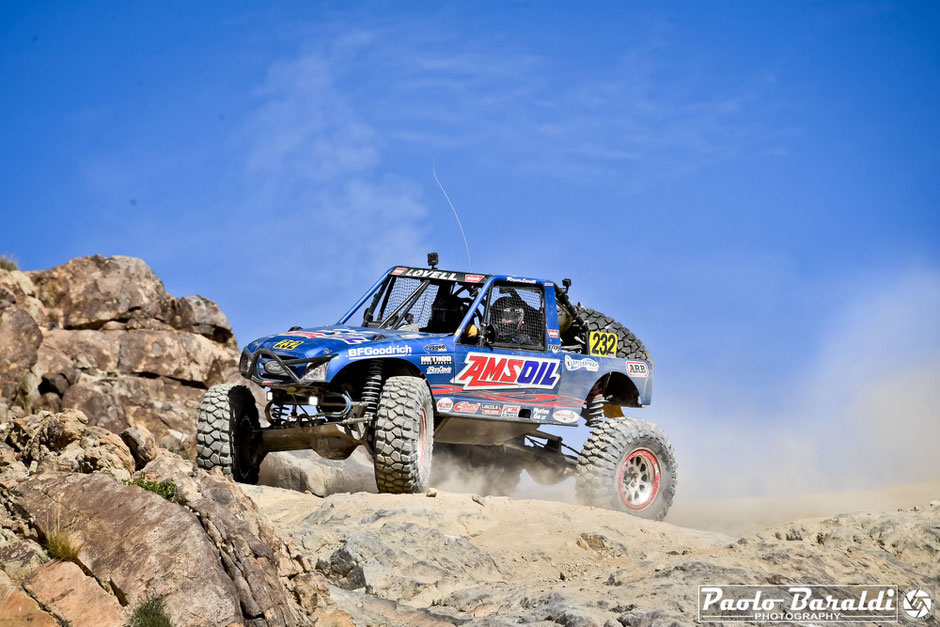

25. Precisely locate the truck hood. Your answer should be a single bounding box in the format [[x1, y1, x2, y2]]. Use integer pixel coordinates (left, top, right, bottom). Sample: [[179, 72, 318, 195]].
[[245, 325, 444, 360]]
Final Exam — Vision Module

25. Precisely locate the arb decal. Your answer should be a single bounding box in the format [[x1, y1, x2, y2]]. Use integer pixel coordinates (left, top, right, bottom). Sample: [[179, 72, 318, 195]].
[[454, 353, 560, 390], [626, 361, 650, 378]]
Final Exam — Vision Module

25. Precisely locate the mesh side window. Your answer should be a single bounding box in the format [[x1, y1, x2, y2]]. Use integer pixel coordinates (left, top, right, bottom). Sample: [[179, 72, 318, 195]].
[[376, 278, 440, 329], [380, 277, 421, 319], [487, 284, 546, 350]]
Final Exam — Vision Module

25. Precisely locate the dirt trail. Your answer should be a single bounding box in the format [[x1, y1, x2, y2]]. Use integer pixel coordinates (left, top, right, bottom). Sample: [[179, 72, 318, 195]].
[[244, 482, 940, 625]]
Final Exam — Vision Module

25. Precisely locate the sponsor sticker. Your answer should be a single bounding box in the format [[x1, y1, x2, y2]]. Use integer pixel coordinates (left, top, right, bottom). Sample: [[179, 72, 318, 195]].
[[424, 344, 448, 353], [481, 403, 501, 416], [436, 397, 453, 412], [454, 401, 480, 414], [533, 407, 550, 421], [455, 352, 560, 390], [420, 355, 453, 366], [548, 345, 561, 353], [501, 404, 521, 418], [506, 276, 537, 284], [392, 267, 407, 275], [426, 365, 453, 375], [552, 409, 579, 424], [564, 355, 599, 372], [698, 585, 901, 623], [348, 345, 413, 359], [284, 329, 370, 345], [626, 361, 650, 378], [465, 274, 484, 283], [547, 329, 559, 339], [272, 339, 303, 350], [588, 331, 618, 356]]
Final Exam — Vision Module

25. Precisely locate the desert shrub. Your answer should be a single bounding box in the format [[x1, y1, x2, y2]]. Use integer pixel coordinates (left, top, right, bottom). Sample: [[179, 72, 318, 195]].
[[124, 478, 178, 501], [129, 596, 173, 627], [0, 254, 17, 271], [44, 529, 80, 563]]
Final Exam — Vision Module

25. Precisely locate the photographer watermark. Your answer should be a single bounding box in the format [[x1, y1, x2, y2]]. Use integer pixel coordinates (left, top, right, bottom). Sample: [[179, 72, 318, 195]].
[[697, 584, 935, 623]]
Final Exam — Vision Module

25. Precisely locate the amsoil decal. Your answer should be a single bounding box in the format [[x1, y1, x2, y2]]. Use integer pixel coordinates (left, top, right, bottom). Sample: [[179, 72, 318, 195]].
[[347, 345, 412, 359], [552, 409, 579, 424], [564, 355, 599, 372], [454, 353, 560, 390], [481, 403, 501, 416], [284, 329, 370, 345], [626, 361, 650, 378], [454, 401, 480, 414], [420, 355, 453, 366], [436, 398, 453, 412]]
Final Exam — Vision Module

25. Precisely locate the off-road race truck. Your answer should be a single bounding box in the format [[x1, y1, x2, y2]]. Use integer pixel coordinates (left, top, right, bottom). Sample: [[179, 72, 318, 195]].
[[197, 258, 677, 519]]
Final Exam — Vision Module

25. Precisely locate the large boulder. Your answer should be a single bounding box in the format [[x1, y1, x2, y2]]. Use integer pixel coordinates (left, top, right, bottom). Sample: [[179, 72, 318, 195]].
[[29, 255, 173, 330], [0, 304, 42, 399], [15, 473, 245, 625], [0, 409, 343, 626], [0, 255, 242, 442]]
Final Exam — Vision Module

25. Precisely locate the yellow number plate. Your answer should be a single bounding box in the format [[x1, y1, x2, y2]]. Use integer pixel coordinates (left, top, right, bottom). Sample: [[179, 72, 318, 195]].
[[273, 339, 303, 350], [588, 331, 618, 357]]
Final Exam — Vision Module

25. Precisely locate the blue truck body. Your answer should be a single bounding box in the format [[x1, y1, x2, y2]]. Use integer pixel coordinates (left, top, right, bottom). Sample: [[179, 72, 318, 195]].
[[241, 266, 652, 428]]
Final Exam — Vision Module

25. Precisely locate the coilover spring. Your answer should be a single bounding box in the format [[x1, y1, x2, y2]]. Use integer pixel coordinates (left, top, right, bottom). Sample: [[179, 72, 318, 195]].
[[361, 360, 383, 416], [585, 386, 606, 428]]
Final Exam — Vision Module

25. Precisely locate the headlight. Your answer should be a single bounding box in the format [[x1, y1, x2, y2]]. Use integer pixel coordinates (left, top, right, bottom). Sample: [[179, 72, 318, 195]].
[[239, 348, 251, 376], [263, 360, 285, 375], [301, 361, 329, 382]]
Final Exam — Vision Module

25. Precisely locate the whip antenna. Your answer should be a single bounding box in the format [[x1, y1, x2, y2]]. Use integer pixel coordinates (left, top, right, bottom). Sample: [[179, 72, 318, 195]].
[[432, 161, 473, 272]]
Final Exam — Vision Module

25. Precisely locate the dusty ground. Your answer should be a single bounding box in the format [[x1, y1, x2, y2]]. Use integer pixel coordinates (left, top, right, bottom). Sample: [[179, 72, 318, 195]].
[[244, 479, 940, 626]]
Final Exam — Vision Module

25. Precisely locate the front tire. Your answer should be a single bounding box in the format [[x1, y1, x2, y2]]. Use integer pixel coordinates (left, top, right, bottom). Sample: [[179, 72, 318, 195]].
[[196, 384, 263, 484], [576, 417, 676, 520], [372, 377, 434, 493]]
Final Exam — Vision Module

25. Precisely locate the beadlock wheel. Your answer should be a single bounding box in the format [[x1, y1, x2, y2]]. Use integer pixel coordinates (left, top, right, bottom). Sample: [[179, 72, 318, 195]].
[[576, 416, 676, 520]]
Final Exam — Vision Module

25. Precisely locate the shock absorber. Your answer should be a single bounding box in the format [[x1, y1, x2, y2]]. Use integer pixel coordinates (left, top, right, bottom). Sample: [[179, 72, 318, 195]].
[[585, 383, 605, 428], [361, 360, 383, 416]]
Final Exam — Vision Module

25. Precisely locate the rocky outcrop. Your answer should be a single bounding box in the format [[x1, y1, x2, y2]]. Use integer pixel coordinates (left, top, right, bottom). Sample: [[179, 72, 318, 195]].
[[0, 409, 346, 626], [0, 255, 242, 446], [244, 484, 940, 626]]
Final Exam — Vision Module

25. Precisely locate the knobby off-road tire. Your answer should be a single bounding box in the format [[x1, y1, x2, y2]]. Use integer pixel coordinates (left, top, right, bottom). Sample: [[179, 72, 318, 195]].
[[197, 384, 263, 484], [373, 376, 434, 494], [575, 306, 651, 363], [576, 416, 677, 520]]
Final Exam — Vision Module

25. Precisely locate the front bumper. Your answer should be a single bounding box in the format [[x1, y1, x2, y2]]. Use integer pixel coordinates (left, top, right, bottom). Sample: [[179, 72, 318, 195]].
[[240, 348, 336, 387]]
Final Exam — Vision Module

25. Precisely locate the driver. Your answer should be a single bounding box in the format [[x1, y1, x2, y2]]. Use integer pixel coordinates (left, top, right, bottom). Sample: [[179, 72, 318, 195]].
[[493, 295, 532, 345]]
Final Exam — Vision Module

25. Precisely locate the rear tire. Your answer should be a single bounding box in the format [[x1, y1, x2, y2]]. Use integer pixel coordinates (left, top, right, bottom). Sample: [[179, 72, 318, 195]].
[[196, 384, 263, 484], [373, 377, 434, 493], [574, 306, 651, 362], [576, 416, 676, 520]]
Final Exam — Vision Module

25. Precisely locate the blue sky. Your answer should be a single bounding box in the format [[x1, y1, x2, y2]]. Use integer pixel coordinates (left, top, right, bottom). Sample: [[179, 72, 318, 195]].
[[2, 2, 938, 495]]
